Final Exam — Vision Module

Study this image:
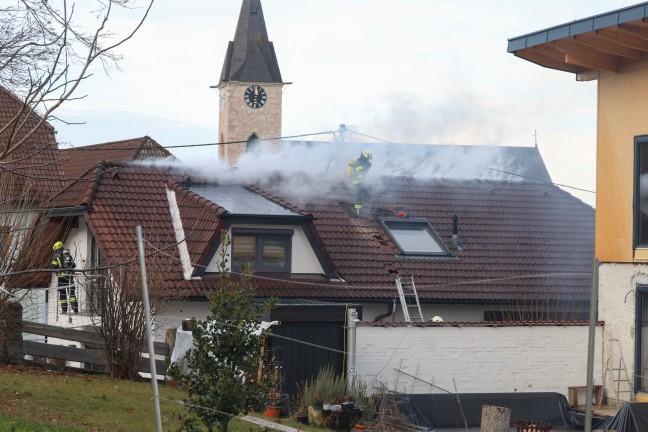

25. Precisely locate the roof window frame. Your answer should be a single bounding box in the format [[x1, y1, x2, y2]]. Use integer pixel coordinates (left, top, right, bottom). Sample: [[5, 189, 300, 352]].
[[379, 217, 450, 256]]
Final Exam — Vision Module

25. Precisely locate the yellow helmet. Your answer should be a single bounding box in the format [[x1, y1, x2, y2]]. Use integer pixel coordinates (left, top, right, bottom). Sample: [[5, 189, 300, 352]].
[[361, 149, 372, 159], [52, 241, 64, 251]]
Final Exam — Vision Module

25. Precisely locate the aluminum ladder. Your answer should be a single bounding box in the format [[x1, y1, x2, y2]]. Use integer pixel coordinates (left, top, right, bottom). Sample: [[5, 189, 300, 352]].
[[603, 338, 634, 406], [395, 276, 424, 323]]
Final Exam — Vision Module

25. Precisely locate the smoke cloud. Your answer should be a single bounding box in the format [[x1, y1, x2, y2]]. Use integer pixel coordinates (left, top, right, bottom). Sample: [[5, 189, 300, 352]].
[[143, 139, 537, 208]]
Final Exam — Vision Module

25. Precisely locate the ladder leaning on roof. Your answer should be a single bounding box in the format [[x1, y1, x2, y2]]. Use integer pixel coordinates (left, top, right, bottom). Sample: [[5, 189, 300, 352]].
[[395, 276, 424, 324]]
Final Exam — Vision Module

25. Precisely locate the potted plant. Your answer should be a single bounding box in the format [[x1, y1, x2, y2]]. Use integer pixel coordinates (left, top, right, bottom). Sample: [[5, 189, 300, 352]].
[[263, 387, 284, 419], [262, 362, 285, 419]]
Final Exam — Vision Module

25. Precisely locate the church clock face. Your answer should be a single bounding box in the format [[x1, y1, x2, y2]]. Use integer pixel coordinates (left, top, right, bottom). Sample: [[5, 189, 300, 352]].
[[244, 85, 267, 109]]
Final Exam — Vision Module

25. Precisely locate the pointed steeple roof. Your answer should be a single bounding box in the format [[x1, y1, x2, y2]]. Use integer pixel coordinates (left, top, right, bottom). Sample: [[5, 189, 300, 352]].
[[219, 0, 283, 84]]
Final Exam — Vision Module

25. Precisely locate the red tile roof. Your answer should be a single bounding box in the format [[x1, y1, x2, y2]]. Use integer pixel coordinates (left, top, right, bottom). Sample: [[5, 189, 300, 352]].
[[0, 86, 64, 201], [45, 161, 594, 304], [249, 175, 595, 302], [59, 136, 173, 182]]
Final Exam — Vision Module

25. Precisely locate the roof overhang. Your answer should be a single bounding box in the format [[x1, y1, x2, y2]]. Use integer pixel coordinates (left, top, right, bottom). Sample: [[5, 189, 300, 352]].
[[508, 2, 648, 80]]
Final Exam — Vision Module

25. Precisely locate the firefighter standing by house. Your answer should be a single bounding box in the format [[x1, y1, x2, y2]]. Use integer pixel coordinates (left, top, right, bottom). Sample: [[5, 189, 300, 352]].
[[51, 241, 78, 314], [347, 149, 373, 215]]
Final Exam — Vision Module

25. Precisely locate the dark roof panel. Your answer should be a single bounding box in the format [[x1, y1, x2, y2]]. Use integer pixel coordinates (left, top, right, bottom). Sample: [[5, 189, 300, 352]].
[[189, 184, 301, 216]]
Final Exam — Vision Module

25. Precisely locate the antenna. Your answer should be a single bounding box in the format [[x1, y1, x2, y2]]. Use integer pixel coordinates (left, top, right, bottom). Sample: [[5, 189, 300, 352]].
[[338, 124, 347, 143], [533, 129, 539, 148]]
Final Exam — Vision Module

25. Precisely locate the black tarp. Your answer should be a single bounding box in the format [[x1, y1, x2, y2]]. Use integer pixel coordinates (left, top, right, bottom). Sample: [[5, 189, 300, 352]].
[[406, 393, 609, 430], [594, 403, 648, 432]]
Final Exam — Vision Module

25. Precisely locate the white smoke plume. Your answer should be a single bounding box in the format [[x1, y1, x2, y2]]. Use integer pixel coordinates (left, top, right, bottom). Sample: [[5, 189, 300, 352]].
[[143, 140, 538, 207]]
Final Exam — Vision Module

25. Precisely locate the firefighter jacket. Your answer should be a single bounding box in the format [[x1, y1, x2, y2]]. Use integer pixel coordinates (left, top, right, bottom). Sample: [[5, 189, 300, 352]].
[[51, 250, 75, 284]]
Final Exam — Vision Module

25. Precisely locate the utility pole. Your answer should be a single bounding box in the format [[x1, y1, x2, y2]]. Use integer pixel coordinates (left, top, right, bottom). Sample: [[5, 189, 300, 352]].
[[136, 225, 163, 432], [584, 258, 599, 432]]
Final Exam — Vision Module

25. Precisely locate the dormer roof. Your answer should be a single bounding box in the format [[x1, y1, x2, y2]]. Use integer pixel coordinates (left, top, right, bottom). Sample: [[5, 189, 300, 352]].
[[219, 0, 283, 84]]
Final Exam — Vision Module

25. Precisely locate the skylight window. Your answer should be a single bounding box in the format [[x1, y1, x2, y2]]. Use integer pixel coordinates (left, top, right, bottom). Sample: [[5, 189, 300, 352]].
[[380, 218, 449, 256]]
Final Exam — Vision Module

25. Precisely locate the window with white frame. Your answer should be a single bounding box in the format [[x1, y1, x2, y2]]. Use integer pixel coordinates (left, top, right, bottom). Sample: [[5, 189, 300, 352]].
[[380, 218, 449, 256]]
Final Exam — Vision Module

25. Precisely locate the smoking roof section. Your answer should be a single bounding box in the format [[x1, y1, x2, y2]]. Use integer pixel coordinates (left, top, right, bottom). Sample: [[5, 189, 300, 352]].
[[189, 184, 300, 216]]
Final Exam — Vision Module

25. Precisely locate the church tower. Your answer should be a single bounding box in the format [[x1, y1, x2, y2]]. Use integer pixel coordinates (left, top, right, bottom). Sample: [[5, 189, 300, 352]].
[[218, 0, 285, 166]]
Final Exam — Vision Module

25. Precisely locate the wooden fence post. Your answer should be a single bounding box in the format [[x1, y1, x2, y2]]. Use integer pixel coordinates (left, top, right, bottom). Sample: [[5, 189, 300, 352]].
[[0, 301, 23, 362]]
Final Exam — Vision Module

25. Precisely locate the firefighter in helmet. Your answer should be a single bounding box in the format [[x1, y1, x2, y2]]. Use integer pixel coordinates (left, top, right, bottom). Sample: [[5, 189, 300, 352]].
[[51, 241, 78, 313], [346, 149, 373, 215]]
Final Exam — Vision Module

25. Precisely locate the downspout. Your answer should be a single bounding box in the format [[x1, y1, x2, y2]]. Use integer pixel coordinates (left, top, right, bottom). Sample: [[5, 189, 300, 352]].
[[346, 307, 359, 389], [374, 300, 395, 322]]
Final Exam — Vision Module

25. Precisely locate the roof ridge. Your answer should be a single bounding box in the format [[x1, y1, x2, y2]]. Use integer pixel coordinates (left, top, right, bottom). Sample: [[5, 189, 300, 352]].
[[59, 136, 153, 151], [81, 161, 110, 207]]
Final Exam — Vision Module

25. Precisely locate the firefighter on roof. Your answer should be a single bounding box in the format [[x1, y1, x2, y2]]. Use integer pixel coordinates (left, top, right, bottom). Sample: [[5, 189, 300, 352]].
[[51, 241, 78, 314], [347, 149, 373, 215]]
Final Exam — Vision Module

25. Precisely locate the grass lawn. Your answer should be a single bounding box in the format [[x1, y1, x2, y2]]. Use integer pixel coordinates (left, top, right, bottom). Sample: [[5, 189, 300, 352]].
[[0, 363, 328, 432]]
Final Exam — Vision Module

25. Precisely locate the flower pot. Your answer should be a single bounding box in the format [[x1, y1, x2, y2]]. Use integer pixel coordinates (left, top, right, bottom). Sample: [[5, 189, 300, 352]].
[[263, 406, 281, 419]]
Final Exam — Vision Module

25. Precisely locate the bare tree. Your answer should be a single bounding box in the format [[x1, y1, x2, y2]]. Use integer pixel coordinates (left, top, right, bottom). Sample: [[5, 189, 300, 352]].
[[0, 0, 154, 162], [90, 251, 168, 380], [0, 0, 154, 341]]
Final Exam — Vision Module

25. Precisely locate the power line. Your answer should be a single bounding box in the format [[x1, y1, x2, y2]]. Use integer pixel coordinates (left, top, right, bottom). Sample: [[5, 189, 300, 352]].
[[488, 167, 595, 194], [143, 238, 590, 292]]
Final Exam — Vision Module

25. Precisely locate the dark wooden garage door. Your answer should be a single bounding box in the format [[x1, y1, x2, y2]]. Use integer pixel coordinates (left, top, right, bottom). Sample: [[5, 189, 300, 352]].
[[269, 305, 356, 396]]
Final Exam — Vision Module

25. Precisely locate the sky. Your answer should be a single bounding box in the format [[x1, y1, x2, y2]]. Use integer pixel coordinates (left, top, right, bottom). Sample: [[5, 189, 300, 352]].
[[52, 0, 641, 208]]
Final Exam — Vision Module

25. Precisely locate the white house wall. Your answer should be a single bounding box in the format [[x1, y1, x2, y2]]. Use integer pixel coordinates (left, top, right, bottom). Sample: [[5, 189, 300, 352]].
[[355, 324, 603, 397], [47, 216, 95, 331], [598, 262, 648, 402], [156, 300, 212, 341], [205, 224, 324, 274]]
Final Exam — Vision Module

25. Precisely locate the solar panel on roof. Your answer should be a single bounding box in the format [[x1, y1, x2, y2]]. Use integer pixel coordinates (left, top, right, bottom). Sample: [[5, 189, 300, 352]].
[[190, 184, 300, 216]]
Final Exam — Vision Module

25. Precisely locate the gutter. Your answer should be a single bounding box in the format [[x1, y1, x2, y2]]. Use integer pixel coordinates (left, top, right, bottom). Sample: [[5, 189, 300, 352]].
[[45, 205, 89, 217], [218, 213, 314, 222]]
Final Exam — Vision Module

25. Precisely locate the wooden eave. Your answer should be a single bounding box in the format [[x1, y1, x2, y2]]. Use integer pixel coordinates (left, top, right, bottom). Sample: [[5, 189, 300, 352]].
[[508, 4, 648, 79]]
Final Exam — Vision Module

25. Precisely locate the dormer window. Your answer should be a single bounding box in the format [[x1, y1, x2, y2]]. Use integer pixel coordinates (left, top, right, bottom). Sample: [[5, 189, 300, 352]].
[[231, 228, 293, 272], [380, 218, 449, 256]]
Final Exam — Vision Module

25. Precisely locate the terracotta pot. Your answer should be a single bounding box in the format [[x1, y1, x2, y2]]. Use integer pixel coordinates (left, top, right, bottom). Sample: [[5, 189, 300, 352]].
[[263, 406, 281, 419]]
